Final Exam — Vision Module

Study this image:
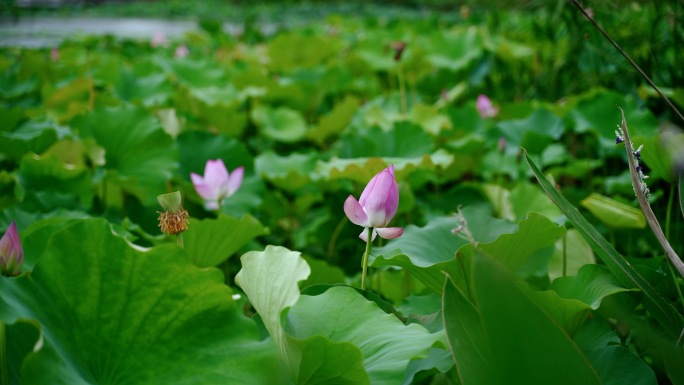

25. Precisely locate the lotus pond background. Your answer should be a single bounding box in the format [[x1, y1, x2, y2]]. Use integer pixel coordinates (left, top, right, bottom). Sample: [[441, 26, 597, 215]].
[[1, 1, 684, 384]]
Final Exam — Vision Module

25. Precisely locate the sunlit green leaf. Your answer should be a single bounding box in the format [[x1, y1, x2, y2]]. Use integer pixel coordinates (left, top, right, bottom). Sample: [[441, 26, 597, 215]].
[[255, 151, 317, 192], [235, 246, 369, 384], [71, 105, 177, 206], [0, 219, 283, 384], [549, 229, 596, 280], [184, 215, 268, 267], [580, 193, 646, 229], [286, 286, 446, 385], [443, 254, 603, 385], [251, 105, 308, 143]]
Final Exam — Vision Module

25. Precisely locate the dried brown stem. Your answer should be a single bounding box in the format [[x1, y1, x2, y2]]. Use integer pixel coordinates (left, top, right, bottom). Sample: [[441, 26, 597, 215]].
[[619, 108, 684, 278]]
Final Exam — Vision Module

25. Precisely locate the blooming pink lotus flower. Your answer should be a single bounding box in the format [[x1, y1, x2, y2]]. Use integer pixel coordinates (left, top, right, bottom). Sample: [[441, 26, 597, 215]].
[[0, 221, 23, 277], [344, 165, 403, 241], [175, 44, 189, 58], [151, 31, 167, 48], [50, 47, 59, 62], [476, 94, 499, 119], [191, 159, 244, 210]]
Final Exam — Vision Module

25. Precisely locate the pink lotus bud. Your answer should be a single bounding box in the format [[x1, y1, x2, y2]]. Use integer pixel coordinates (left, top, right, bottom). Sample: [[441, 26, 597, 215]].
[[344, 165, 403, 241], [0, 221, 23, 277], [151, 31, 167, 48], [191, 159, 244, 210], [497, 136, 507, 153], [50, 47, 59, 62], [476, 94, 499, 119], [175, 44, 189, 58]]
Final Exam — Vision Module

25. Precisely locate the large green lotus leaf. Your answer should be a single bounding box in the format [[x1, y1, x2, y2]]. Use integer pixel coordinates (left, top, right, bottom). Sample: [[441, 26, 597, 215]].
[[548, 229, 596, 280], [267, 32, 340, 71], [0, 71, 37, 99], [478, 212, 565, 278], [251, 105, 308, 143], [568, 90, 657, 138], [443, 254, 602, 385], [17, 153, 93, 209], [157, 57, 228, 89], [19, 217, 83, 270], [301, 256, 346, 288], [509, 182, 563, 221], [315, 150, 454, 184], [372, 206, 517, 293], [286, 286, 445, 385], [4, 319, 41, 385], [235, 246, 310, 357], [115, 70, 173, 107], [442, 277, 496, 384], [573, 315, 620, 352], [475, 255, 602, 384], [255, 151, 317, 192], [45, 78, 92, 123], [235, 246, 370, 384], [0, 120, 71, 160], [580, 193, 646, 229], [493, 109, 564, 155], [360, 96, 404, 131], [526, 152, 684, 338], [635, 132, 682, 183], [184, 215, 268, 268], [0, 107, 25, 134], [337, 122, 434, 158], [0, 219, 283, 384], [285, 335, 369, 385], [71, 106, 177, 206], [550, 264, 635, 309], [177, 130, 254, 177], [308, 95, 360, 145], [424, 27, 484, 72], [175, 86, 247, 137], [521, 286, 591, 336], [584, 346, 657, 385], [442, 135, 486, 180], [410, 103, 452, 135]]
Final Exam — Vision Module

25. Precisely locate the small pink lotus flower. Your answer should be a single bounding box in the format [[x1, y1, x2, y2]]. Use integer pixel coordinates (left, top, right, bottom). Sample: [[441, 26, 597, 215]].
[[0, 221, 23, 277], [50, 47, 59, 62], [175, 44, 189, 58], [344, 165, 403, 241], [476, 94, 499, 119], [151, 31, 167, 48], [191, 159, 244, 210]]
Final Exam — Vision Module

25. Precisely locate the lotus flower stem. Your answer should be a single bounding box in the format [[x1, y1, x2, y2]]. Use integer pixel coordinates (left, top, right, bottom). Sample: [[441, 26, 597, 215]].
[[562, 232, 568, 277], [361, 227, 373, 291], [397, 66, 408, 114], [0, 321, 7, 385]]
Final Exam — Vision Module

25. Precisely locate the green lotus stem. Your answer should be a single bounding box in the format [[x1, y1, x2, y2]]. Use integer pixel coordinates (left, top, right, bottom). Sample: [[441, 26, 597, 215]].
[[397, 66, 408, 114], [176, 233, 184, 249], [666, 184, 674, 241], [326, 216, 347, 261], [361, 227, 373, 291], [1, 321, 7, 385], [666, 260, 684, 309], [562, 232, 568, 277], [497, 151, 505, 217]]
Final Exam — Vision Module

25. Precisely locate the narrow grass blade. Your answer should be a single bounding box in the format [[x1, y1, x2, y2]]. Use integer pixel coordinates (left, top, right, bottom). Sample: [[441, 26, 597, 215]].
[[525, 151, 684, 338]]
